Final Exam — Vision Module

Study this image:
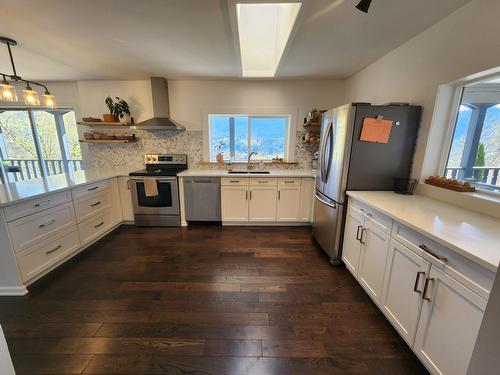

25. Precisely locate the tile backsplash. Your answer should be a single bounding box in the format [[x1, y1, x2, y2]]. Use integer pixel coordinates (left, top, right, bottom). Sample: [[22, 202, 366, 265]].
[[85, 130, 317, 170]]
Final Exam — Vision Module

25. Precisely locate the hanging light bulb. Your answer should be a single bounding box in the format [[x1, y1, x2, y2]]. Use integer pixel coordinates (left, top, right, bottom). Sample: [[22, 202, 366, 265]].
[[0, 76, 17, 102], [43, 89, 56, 108], [22, 84, 40, 106]]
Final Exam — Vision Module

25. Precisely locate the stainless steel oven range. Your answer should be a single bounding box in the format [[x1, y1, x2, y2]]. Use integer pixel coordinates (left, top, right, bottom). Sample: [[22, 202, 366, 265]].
[[129, 154, 187, 226]]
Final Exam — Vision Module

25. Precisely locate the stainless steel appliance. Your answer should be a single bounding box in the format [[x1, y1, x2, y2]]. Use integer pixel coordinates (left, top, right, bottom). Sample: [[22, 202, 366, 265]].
[[129, 154, 187, 226], [313, 103, 421, 264], [183, 177, 221, 223]]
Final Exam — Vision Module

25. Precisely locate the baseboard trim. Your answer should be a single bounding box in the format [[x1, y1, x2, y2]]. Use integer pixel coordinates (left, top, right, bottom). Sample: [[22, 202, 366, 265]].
[[223, 221, 312, 226], [0, 286, 28, 296]]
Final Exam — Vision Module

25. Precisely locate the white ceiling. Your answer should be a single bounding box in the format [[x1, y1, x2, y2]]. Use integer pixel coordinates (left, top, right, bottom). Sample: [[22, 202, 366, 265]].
[[0, 0, 470, 81]]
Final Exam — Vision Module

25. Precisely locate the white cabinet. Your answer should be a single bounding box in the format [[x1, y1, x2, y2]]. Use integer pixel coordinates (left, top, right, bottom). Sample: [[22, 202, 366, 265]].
[[381, 239, 431, 345], [298, 177, 314, 221], [249, 186, 277, 222], [414, 266, 487, 375], [357, 219, 390, 305], [221, 185, 249, 221], [117, 177, 134, 222], [277, 183, 300, 221], [342, 208, 363, 276]]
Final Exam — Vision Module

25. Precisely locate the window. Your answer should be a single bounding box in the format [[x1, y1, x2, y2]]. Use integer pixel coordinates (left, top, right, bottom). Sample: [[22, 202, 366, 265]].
[[444, 80, 500, 192], [0, 108, 83, 183], [209, 115, 289, 162]]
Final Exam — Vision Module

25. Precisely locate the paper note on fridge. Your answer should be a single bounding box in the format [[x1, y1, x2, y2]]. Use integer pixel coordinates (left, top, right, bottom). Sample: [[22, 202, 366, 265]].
[[360, 117, 393, 144]]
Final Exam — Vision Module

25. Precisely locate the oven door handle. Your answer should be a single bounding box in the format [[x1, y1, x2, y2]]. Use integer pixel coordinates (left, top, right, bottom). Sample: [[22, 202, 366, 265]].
[[129, 177, 177, 182]]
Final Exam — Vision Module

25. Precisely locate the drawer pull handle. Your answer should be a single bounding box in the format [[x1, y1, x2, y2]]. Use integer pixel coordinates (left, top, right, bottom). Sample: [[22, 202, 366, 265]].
[[356, 225, 363, 241], [39, 219, 56, 228], [419, 244, 447, 262], [94, 221, 105, 229], [422, 277, 435, 301], [88, 186, 99, 191], [284, 181, 294, 184], [413, 271, 426, 294], [229, 180, 240, 183], [360, 227, 366, 244], [258, 180, 268, 183], [34, 200, 51, 207], [46, 245, 62, 255], [360, 208, 373, 217], [91, 201, 102, 207]]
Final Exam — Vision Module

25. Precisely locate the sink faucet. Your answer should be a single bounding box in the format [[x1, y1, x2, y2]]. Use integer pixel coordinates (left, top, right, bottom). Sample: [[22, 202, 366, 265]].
[[247, 152, 258, 170]]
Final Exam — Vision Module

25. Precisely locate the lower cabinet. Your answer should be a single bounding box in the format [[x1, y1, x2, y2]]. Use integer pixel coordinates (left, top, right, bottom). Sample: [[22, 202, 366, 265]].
[[413, 266, 487, 375], [117, 176, 134, 222], [276, 184, 300, 221], [357, 219, 390, 305], [343, 198, 490, 375], [221, 185, 249, 221], [248, 186, 277, 222], [381, 239, 430, 345]]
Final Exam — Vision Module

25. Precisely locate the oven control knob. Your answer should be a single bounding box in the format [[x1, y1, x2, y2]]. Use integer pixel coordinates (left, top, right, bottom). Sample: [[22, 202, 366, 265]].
[[146, 156, 152, 162], [152, 156, 158, 162]]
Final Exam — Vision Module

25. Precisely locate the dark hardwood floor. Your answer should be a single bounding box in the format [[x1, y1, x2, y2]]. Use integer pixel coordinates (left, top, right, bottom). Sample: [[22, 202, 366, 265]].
[[0, 225, 428, 374]]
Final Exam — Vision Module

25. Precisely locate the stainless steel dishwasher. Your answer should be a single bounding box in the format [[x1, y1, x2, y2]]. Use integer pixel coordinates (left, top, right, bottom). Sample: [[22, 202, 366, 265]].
[[183, 177, 221, 223]]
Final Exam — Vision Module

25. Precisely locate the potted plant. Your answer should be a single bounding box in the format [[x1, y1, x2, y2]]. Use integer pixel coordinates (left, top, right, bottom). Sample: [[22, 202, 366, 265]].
[[215, 141, 225, 164], [103, 96, 131, 123]]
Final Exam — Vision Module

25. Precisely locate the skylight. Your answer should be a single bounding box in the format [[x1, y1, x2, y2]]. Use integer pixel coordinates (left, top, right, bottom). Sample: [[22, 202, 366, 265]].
[[236, 2, 302, 77]]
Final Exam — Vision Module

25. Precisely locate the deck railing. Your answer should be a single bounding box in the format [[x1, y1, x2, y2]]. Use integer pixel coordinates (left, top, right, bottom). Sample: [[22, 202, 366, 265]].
[[3, 159, 84, 182], [444, 167, 500, 191]]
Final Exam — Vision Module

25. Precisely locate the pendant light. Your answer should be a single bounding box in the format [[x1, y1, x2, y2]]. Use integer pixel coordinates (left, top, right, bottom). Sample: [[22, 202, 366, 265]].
[[0, 36, 56, 108]]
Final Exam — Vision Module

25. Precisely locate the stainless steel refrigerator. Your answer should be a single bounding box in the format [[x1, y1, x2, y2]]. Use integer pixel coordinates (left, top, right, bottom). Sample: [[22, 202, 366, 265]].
[[312, 103, 421, 264]]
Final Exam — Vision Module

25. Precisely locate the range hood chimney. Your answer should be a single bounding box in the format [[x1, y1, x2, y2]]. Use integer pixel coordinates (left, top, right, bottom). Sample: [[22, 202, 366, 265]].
[[134, 77, 185, 130]]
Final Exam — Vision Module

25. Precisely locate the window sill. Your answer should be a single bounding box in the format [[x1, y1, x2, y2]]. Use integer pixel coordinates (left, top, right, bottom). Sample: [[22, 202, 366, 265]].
[[417, 183, 500, 220]]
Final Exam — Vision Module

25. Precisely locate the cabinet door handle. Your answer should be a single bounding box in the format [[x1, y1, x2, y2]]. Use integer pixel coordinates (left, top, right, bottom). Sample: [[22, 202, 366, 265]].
[[422, 277, 435, 301], [278, 190, 281, 200], [359, 227, 366, 244], [88, 186, 99, 191], [413, 271, 426, 294], [419, 244, 447, 263], [245, 191, 248, 200], [34, 199, 51, 207], [356, 225, 362, 241], [94, 221, 105, 229], [249, 190, 252, 200], [39, 219, 56, 228], [46, 245, 62, 255], [90, 201, 101, 207], [360, 208, 373, 217], [127, 179, 131, 190]]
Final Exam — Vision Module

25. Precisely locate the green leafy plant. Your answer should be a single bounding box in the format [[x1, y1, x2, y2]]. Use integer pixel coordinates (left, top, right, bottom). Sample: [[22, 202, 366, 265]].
[[105, 96, 130, 118], [215, 141, 225, 154]]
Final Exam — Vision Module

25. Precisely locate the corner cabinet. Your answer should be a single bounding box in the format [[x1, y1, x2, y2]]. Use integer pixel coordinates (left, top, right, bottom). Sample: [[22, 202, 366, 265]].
[[221, 177, 314, 224], [342, 197, 495, 375]]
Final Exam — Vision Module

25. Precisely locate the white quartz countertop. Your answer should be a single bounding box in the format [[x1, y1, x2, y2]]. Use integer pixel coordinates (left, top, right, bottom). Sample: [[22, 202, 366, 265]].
[[347, 191, 500, 271], [0, 169, 131, 208], [178, 169, 316, 178]]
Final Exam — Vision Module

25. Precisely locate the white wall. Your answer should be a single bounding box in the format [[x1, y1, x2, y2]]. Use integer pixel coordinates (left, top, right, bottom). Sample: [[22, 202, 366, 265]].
[[0, 326, 15, 375], [345, 0, 500, 181], [168, 79, 345, 130]]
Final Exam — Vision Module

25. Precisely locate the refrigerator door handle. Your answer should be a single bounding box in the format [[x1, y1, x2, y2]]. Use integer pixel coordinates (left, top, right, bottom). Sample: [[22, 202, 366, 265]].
[[320, 121, 333, 183], [314, 193, 337, 209], [323, 122, 334, 182]]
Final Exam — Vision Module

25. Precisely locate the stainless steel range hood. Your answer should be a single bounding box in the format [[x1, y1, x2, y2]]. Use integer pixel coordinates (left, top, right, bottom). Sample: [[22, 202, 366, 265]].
[[132, 77, 185, 131]]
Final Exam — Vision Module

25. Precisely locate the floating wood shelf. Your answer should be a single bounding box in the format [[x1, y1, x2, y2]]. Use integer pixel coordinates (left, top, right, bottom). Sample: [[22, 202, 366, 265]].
[[303, 121, 321, 128], [425, 179, 476, 192], [79, 138, 137, 144], [77, 121, 132, 127]]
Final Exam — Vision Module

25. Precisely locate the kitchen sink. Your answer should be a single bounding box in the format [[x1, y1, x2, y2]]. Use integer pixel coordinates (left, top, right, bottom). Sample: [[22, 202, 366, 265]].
[[227, 170, 270, 174]]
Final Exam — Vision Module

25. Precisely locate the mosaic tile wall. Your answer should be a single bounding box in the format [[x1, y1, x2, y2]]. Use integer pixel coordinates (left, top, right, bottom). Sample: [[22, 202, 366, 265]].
[[85, 130, 318, 170]]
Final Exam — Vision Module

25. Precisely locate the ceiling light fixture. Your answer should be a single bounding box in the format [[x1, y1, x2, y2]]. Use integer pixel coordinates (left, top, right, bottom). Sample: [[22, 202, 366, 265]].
[[236, 2, 302, 77], [0, 36, 56, 108], [355, 0, 372, 13]]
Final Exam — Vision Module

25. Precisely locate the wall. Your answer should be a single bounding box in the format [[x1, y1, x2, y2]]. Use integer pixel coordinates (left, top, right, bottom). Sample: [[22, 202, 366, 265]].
[[345, 0, 500, 181], [0, 326, 15, 375]]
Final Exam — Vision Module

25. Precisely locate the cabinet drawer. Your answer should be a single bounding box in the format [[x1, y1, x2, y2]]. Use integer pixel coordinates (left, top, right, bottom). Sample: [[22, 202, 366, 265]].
[[278, 178, 301, 186], [250, 178, 277, 186], [392, 223, 495, 299], [221, 177, 249, 186], [8, 202, 76, 253], [4, 190, 71, 222], [71, 179, 112, 200], [349, 198, 392, 234], [78, 210, 114, 246], [74, 189, 112, 223], [17, 226, 80, 283]]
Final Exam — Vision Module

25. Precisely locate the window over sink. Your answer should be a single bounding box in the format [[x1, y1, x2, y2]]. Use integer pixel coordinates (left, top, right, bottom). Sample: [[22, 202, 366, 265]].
[[208, 114, 290, 162]]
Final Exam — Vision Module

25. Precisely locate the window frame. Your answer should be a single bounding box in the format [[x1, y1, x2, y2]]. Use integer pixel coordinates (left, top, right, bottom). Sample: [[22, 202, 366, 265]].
[[439, 75, 500, 195], [0, 106, 83, 183], [203, 107, 297, 162]]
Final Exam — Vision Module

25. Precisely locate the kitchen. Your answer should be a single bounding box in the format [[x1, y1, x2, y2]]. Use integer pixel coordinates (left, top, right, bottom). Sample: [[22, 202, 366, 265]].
[[0, 0, 499, 374]]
